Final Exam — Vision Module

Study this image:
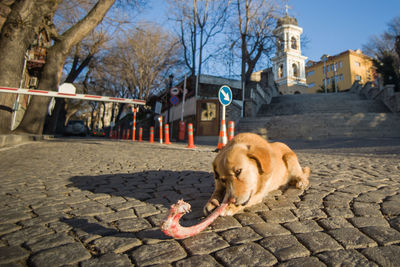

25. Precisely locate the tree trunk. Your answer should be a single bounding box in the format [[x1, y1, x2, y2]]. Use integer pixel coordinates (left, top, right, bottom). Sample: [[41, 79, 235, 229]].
[[2, 0, 115, 135], [0, 0, 60, 134]]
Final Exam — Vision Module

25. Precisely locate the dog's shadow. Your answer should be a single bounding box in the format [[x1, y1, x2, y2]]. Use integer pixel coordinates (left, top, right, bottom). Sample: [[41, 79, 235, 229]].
[[66, 170, 214, 240]]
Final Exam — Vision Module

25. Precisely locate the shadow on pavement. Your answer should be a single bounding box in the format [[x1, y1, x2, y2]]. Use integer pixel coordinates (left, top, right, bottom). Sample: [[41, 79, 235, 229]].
[[67, 170, 214, 239]]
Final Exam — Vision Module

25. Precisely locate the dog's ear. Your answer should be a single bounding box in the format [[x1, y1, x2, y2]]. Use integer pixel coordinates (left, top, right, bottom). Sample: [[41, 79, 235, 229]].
[[247, 145, 271, 174]]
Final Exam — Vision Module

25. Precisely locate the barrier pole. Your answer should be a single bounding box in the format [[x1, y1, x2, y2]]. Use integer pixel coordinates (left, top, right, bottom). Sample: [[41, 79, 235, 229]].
[[139, 127, 143, 142], [228, 121, 235, 141], [164, 124, 171, 144], [158, 116, 163, 144], [149, 126, 154, 143], [187, 123, 196, 149], [132, 107, 137, 141], [178, 120, 185, 141], [118, 126, 121, 139]]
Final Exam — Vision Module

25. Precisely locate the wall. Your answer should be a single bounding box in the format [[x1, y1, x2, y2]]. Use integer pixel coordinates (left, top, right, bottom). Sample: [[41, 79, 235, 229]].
[[350, 81, 400, 113], [161, 96, 197, 124]]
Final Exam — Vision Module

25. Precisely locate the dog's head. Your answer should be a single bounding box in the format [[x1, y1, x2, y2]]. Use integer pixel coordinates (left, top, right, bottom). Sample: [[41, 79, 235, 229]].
[[213, 143, 271, 206]]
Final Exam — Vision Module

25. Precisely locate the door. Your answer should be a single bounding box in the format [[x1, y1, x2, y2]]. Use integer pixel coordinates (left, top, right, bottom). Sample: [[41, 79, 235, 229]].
[[196, 99, 219, 136]]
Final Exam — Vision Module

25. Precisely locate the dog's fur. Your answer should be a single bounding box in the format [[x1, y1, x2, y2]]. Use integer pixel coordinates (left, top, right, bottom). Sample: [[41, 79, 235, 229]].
[[204, 133, 310, 216]]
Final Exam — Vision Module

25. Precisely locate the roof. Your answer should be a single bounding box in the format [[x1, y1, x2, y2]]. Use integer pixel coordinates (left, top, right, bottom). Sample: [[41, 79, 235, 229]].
[[276, 14, 298, 27], [306, 49, 373, 68]]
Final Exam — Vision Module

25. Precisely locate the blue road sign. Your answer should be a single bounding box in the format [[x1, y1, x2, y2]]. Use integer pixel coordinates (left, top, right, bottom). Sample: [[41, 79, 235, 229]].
[[170, 95, 179, 105], [218, 85, 232, 106]]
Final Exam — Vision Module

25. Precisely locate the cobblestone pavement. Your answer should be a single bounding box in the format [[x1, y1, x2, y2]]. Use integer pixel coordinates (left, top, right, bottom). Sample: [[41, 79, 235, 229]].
[[0, 137, 400, 266]]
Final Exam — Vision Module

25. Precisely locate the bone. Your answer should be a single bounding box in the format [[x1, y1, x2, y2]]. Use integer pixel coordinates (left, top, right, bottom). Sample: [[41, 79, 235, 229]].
[[161, 199, 228, 239]]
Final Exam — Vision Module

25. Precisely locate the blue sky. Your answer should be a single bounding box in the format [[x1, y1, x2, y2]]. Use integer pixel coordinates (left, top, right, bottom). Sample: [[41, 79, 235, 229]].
[[138, 0, 400, 63]]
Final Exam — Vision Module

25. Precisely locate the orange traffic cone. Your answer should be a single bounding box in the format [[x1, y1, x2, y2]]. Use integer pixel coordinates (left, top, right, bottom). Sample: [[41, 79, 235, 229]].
[[228, 121, 235, 141], [164, 124, 171, 144], [149, 126, 154, 143], [217, 120, 227, 150], [138, 127, 143, 142], [187, 123, 196, 149]]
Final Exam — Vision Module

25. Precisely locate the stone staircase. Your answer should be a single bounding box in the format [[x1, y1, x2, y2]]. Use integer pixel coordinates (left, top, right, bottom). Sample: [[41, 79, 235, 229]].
[[237, 92, 400, 140]]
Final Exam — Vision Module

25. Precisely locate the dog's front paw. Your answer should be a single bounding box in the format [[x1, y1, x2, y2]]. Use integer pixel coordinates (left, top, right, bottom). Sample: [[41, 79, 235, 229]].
[[220, 203, 242, 216], [296, 166, 310, 190], [203, 198, 220, 215]]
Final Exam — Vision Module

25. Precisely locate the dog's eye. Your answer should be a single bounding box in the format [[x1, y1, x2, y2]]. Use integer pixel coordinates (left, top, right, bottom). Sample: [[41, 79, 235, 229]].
[[235, 169, 242, 177]]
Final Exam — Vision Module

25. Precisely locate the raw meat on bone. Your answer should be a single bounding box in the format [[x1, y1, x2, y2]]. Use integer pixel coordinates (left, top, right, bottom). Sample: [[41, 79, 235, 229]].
[[161, 199, 228, 239]]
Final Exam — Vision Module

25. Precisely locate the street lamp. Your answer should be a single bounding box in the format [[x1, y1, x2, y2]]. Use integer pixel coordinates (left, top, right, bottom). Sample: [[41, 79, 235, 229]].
[[333, 62, 338, 93], [322, 56, 328, 94]]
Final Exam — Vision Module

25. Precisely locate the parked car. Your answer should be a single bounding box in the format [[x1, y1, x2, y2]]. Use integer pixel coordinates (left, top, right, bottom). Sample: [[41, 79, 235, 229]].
[[64, 120, 87, 136]]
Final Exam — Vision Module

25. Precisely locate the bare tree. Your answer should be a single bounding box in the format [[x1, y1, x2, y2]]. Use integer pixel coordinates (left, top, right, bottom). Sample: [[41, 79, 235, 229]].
[[226, 0, 278, 116], [363, 16, 400, 91], [45, 0, 131, 134], [108, 24, 183, 101], [168, 0, 230, 95], [0, 0, 116, 134]]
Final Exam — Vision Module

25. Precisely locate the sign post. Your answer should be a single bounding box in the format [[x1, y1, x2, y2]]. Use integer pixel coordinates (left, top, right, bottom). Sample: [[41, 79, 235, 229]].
[[217, 85, 233, 149]]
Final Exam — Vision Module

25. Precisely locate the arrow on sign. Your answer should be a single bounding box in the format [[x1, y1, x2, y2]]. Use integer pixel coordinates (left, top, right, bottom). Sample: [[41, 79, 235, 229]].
[[221, 90, 230, 101]]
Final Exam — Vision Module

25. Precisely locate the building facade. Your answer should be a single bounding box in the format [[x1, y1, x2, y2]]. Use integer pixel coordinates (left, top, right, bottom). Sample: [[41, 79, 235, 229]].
[[306, 49, 376, 93], [271, 12, 308, 94]]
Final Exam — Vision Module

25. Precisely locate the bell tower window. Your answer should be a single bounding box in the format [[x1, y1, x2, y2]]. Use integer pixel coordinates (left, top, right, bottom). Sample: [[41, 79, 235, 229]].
[[291, 37, 297, 50], [292, 63, 298, 77], [278, 64, 284, 78]]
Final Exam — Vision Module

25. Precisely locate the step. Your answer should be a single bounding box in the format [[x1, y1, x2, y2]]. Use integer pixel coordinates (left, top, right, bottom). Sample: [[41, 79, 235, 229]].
[[237, 113, 400, 140], [257, 100, 390, 116], [258, 93, 389, 116]]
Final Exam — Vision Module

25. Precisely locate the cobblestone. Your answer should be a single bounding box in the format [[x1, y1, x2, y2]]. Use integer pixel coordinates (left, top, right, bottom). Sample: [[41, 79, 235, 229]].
[[259, 235, 310, 261], [328, 228, 377, 249], [181, 232, 229, 255], [0, 138, 399, 266], [317, 249, 378, 267], [29, 242, 91, 267], [214, 242, 277, 266]]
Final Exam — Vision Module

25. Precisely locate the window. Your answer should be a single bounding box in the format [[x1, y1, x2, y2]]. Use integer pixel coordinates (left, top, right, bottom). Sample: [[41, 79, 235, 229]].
[[355, 75, 362, 81], [340, 74, 343, 81], [330, 64, 334, 71], [339, 61, 343, 68], [277, 40, 281, 51], [355, 61, 361, 67], [308, 82, 315, 88], [307, 70, 315, 77], [278, 64, 283, 78], [292, 63, 298, 77], [291, 37, 297, 50]]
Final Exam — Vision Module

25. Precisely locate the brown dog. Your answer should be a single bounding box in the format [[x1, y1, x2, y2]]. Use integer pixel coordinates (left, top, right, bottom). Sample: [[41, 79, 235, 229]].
[[204, 133, 310, 216]]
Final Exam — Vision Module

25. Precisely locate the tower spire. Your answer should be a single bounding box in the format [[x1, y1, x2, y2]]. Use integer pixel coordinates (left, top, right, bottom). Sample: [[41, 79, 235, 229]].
[[284, 0, 291, 16]]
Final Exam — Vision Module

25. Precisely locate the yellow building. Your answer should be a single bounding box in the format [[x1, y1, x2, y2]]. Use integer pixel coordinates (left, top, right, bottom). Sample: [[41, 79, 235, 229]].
[[305, 49, 376, 93]]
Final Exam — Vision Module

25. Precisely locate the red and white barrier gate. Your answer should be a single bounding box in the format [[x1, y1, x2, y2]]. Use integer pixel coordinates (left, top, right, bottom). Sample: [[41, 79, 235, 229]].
[[0, 86, 146, 105]]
